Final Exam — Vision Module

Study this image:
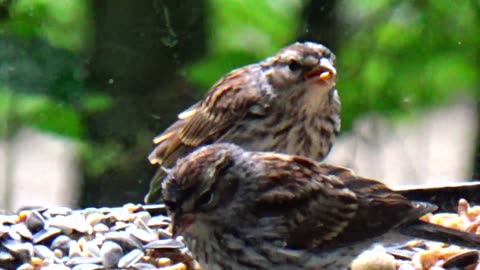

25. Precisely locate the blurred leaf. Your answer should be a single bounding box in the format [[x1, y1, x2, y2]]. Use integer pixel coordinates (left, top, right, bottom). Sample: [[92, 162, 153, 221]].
[[81, 93, 113, 113], [0, 89, 83, 138], [186, 0, 307, 89], [0, 34, 112, 139], [0, 36, 84, 96], [1, 0, 91, 51], [209, 0, 305, 55], [337, 0, 479, 129], [186, 51, 258, 88]]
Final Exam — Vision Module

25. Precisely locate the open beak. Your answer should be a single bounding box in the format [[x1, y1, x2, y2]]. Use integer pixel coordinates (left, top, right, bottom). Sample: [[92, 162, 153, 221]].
[[304, 58, 337, 82]]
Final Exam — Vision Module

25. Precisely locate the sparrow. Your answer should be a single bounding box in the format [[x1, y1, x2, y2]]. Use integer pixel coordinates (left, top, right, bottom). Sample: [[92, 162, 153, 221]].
[[162, 143, 480, 270], [145, 41, 339, 203]]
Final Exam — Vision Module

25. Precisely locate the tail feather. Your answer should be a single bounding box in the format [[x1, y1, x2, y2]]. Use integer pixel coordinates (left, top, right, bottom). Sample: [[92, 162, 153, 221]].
[[397, 181, 480, 213], [400, 220, 480, 249], [144, 168, 167, 204]]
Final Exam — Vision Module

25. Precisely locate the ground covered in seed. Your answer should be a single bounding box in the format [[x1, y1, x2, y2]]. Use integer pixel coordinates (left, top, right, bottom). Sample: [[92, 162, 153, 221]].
[[0, 203, 197, 270], [1, 200, 479, 270]]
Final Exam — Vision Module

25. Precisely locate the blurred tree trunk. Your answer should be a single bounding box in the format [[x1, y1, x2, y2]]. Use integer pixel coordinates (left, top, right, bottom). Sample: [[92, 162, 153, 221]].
[[82, 0, 206, 206], [472, 3, 480, 180], [0, 0, 11, 21], [300, 0, 339, 51], [473, 102, 480, 180]]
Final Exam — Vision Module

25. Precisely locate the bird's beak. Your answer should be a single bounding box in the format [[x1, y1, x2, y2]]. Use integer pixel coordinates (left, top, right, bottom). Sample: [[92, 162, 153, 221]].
[[305, 57, 337, 82], [172, 213, 196, 237]]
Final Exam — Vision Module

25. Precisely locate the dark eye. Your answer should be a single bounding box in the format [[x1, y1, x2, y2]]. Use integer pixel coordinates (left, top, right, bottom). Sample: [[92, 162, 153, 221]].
[[288, 60, 302, 71], [196, 192, 215, 209]]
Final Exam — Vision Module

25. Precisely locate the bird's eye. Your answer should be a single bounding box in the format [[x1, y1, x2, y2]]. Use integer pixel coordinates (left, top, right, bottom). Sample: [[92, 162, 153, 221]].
[[196, 192, 215, 209], [288, 60, 302, 72]]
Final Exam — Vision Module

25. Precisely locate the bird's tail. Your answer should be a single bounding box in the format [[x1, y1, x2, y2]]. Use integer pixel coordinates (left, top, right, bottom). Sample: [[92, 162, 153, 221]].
[[144, 168, 167, 204], [397, 181, 480, 213], [400, 220, 480, 249]]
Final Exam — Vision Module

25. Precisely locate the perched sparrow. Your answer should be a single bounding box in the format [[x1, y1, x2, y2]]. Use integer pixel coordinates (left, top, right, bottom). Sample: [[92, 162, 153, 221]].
[[145, 41, 339, 203], [162, 143, 480, 270]]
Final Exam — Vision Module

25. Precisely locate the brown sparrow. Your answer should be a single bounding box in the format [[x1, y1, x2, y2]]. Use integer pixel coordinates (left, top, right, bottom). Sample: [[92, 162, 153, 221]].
[[145, 41, 339, 203], [162, 143, 480, 270]]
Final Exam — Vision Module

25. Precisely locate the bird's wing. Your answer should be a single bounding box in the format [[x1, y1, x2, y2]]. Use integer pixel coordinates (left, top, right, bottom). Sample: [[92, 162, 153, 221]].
[[145, 67, 270, 203], [252, 155, 432, 249], [148, 66, 269, 166]]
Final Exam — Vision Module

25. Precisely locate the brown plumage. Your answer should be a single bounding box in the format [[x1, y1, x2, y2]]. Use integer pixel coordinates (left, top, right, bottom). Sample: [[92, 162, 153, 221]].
[[145, 41, 340, 203], [162, 143, 480, 270]]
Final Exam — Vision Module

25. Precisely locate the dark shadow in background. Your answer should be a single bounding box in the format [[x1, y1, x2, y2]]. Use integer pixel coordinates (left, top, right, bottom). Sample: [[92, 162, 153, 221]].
[[82, 0, 206, 206]]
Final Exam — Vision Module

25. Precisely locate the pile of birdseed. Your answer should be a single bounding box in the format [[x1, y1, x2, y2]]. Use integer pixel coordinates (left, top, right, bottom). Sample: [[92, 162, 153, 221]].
[[1, 201, 479, 270], [0, 203, 197, 270]]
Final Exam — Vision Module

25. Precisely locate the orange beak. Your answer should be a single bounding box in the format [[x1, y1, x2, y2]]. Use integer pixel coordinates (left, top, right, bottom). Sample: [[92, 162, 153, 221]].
[[305, 58, 336, 81]]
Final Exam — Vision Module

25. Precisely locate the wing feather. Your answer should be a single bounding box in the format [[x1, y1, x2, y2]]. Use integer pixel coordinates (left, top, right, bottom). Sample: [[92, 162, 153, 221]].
[[251, 155, 430, 249], [149, 65, 268, 167], [145, 66, 270, 203]]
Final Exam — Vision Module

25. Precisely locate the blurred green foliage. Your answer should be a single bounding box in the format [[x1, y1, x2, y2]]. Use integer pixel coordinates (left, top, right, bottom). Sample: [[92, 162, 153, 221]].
[[186, 0, 306, 87], [0, 0, 110, 139], [2, 0, 91, 51], [337, 0, 479, 127]]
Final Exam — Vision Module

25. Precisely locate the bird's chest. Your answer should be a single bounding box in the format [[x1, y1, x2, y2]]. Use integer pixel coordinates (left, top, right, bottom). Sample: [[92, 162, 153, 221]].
[[184, 232, 256, 270], [218, 93, 338, 161], [267, 108, 338, 160], [224, 113, 334, 161], [183, 224, 283, 270]]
